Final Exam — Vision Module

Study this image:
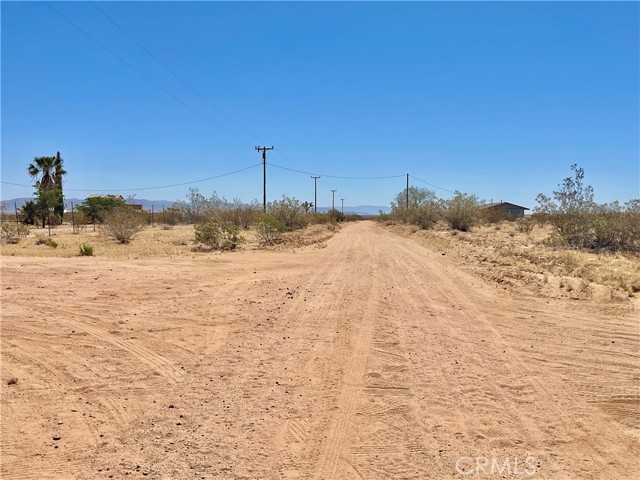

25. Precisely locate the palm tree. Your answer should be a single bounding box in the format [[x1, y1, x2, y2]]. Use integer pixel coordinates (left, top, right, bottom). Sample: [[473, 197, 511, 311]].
[[28, 155, 58, 190], [28, 152, 67, 224]]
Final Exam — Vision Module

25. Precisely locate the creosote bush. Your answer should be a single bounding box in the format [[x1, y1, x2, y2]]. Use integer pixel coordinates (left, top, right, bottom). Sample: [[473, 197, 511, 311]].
[[103, 207, 146, 244], [194, 218, 244, 251], [267, 196, 308, 231], [255, 213, 286, 245], [536, 164, 640, 252], [443, 192, 480, 232]]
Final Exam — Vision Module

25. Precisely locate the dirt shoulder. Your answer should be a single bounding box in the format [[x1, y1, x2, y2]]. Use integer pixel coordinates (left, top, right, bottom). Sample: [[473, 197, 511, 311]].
[[385, 221, 640, 306]]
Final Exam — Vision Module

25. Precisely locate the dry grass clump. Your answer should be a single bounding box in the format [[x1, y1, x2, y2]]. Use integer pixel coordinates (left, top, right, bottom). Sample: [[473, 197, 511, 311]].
[[1, 222, 29, 244]]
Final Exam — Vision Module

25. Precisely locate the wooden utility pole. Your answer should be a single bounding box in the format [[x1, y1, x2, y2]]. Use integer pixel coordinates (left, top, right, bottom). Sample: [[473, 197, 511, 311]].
[[311, 176, 320, 213], [341, 198, 345, 215], [255, 146, 274, 213], [14, 202, 19, 224], [330, 189, 337, 211], [406, 173, 409, 210], [71, 202, 76, 234]]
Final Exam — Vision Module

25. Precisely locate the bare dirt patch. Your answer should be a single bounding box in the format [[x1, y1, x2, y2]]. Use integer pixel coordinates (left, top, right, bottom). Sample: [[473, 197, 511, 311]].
[[1, 221, 637, 479]]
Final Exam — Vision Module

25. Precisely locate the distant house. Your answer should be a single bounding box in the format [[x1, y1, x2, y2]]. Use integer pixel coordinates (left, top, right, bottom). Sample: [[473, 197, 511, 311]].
[[127, 204, 143, 211], [480, 202, 529, 219]]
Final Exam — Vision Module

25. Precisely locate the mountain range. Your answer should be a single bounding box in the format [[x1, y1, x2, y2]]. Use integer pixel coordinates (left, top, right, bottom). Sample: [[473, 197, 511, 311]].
[[1, 198, 390, 216]]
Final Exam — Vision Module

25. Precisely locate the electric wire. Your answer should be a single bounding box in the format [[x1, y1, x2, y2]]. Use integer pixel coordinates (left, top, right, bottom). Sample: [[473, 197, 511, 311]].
[[268, 162, 405, 180], [89, 1, 262, 145], [1, 163, 262, 192], [410, 174, 456, 194], [43, 2, 251, 145]]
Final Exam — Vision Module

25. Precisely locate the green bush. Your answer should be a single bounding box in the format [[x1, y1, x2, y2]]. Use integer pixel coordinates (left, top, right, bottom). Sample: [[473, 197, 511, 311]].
[[267, 196, 308, 231], [404, 203, 440, 230], [77, 195, 126, 223], [194, 218, 244, 251], [79, 243, 94, 256], [103, 207, 146, 244], [443, 192, 480, 231], [255, 213, 286, 245], [326, 209, 345, 223]]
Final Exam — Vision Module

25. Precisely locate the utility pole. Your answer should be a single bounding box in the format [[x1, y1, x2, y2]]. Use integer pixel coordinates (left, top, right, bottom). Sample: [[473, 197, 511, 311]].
[[71, 202, 76, 234], [330, 189, 337, 211], [406, 173, 409, 210], [14, 202, 19, 224], [311, 176, 320, 213], [255, 146, 274, 213], [340, 198, 345, 215]]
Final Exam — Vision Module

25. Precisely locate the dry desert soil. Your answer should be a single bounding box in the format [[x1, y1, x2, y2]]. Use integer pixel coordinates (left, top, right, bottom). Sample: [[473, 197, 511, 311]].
[[1, 221, 638, 479]]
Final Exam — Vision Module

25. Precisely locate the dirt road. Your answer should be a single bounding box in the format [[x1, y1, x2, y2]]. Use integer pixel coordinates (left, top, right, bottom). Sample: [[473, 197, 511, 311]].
[[1, 222, 638, 479]]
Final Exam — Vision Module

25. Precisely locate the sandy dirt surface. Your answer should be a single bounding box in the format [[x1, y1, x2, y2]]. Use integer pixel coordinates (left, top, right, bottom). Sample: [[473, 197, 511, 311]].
[[1, 221, 638, 479]]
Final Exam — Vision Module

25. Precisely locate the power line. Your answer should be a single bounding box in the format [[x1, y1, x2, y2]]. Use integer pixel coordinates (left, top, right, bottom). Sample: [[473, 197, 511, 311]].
[[410, 174, 456, 194], [269, 162, 405, 180], [43, 2, 249, 145], [1, 162, 262, 193], [89, 1, 262, 145]]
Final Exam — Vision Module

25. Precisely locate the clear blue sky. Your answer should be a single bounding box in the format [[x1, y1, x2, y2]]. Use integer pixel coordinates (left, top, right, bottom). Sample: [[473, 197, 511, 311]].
[[2, 1, 638, 208]]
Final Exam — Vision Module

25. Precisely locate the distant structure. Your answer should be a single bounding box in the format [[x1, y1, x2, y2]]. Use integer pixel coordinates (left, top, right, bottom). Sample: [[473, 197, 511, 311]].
[[480, 201, 529, 218]]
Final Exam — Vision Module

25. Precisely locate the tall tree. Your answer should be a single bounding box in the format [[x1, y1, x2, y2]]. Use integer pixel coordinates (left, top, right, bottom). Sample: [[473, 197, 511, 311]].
[[53, 151, 66, 219], [28, 153, 67, 226]]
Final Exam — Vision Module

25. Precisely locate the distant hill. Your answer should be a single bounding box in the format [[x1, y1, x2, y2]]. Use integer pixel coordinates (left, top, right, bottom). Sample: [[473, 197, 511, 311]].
[[2, 197, 390, 216], [316, 205, 390, 215]]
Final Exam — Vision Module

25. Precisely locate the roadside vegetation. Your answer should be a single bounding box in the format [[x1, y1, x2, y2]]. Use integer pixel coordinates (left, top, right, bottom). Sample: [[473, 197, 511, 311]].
[[379, 164, 639, 300]]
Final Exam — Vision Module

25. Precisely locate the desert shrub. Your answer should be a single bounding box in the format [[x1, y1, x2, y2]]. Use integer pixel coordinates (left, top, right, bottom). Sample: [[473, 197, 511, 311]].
[[217, 204, 261, 229], [162, 209, 181, 226], [479, 208, 507, 224], [79, 243, 94, 256], [326, 209, 345, 223], [255, 213, 286, 245], [443, 192, 480, 231], [267, 196, 308, 231], [71, 210, 88, 234], [536, 165, 640, 252], [567, 209, 640, 252], [161, 224, 173, 230], [1, 222, 29, 244], [404, 203, 441, 230], [103, 207, 146, 244], [531, 213, 547, 227], [515, 218, 534, 234], [194, 218, 244, 251], [35, 235, 58, 248]]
